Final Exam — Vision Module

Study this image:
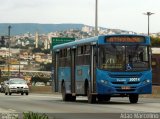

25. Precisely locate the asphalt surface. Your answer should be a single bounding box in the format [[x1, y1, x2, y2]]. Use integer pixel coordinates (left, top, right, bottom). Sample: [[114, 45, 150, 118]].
[[0, 93, 160, 119]]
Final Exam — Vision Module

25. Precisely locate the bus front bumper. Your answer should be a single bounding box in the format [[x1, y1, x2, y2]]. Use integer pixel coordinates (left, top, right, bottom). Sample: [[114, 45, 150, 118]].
[[96, 82, 152, 95]]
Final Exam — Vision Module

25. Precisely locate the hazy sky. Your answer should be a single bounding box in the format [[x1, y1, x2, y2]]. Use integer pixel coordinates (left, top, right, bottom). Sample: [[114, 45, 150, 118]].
[[0, 0, 160, 33]]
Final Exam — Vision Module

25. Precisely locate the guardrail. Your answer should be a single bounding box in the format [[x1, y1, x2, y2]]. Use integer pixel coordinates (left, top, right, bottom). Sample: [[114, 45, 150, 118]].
[[1, 70, 51, 78]]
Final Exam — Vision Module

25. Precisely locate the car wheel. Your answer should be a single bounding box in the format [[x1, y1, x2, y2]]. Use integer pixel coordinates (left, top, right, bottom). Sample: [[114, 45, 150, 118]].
[[9, 92, 12, 95], [26, 92, 29, 95], [21, 93, 24, 95], [5, 92, 8, 95]]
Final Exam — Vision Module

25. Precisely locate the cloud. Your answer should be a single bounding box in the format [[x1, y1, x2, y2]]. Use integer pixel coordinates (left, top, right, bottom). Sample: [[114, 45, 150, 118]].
[[0, 0, 53, 11]]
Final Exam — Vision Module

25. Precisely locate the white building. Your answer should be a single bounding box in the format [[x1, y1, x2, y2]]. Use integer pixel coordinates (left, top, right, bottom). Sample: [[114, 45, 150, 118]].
[[152, 47, 160, 54]]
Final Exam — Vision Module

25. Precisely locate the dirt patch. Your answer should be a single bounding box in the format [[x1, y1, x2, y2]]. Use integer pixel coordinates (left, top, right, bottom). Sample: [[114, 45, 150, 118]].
[[141, 86, 160, 98], [29, 86, 53, 94]]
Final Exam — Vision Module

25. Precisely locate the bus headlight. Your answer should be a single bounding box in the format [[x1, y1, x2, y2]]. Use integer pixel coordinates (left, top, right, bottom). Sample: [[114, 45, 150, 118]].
[[100, 80, 108, 84], [143, 79, 151, 84]]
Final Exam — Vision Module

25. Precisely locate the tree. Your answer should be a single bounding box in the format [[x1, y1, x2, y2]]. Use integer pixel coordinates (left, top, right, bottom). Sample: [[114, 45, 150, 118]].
[[42, 49, 50, 54], [40, 63, 52, 71], [0, 36, 5, 47], [151, 37, 160, 47], [32, 48, 42, 53]]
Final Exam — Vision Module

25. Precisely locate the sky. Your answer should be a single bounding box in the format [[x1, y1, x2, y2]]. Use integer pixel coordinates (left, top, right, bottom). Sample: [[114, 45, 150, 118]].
[[0, 0, 160, 33]]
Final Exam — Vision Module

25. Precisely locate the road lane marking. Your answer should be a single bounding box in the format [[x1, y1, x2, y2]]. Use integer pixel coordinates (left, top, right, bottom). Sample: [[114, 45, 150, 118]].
[[8, 109, 16, 112]]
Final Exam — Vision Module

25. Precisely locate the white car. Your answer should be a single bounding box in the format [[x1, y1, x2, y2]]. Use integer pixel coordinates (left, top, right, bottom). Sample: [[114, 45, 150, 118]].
[[5, 78, 29, 95], [35, 82, 45, 86]]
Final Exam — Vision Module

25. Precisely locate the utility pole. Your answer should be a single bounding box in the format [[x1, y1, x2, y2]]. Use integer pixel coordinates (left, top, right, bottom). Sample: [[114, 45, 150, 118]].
[[19, 49, 20, 77], [8, 25, 11, 79], [143, 12, 154, 35], [95, 0, 98, 36]]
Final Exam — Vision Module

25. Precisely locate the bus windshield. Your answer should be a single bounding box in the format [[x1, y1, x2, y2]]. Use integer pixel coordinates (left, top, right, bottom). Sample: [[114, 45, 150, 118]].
[[99, 45, 150, 71]]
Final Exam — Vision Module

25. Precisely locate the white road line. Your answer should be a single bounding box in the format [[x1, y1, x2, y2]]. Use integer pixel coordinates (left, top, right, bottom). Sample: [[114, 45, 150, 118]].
[[8, 109, 17, 112], [0, 108, 16, 113]]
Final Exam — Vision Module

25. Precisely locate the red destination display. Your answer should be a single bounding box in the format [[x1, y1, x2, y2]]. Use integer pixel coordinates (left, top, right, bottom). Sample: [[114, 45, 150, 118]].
[[105, 36, 145, 43]]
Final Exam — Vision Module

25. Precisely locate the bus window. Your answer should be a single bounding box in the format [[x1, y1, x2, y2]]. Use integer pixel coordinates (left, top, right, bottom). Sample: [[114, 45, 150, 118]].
[[99, 45, 125, 70], [85, 45, 90, 54], [81, 46, 84, 54], [126, 46, 149, 70], [77, 47, 81, 55], [59, 50, 62, 58], [99, 45, 149, 71], [67, 48, 71, 57]]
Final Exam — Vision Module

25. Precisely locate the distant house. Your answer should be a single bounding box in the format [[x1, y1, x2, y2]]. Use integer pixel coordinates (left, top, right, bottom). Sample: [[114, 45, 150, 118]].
[[33, 53, 52, 63]]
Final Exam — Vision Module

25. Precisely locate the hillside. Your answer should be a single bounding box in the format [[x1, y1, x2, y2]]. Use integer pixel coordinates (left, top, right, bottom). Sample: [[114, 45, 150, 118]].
[[0, 23, 84, 35]]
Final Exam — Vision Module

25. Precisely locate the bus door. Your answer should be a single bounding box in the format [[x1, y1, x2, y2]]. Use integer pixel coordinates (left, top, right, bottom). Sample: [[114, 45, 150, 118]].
[[71, 47, 76, 95], [54, 51, 59, 92], [90, 44, 97, 94]]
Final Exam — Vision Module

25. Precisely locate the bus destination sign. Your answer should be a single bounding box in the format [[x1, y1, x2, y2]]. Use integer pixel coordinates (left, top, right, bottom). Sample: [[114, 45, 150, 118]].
[[105, 36, 145, 43]]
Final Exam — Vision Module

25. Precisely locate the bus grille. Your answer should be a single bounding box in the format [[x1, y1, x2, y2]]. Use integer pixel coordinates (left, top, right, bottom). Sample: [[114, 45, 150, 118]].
[[116, 89, 135, 92], [111, 81, 140, 84], [109, 74, 142, 78], [127, 82, 140, 84], [112, 82, 124, 84]]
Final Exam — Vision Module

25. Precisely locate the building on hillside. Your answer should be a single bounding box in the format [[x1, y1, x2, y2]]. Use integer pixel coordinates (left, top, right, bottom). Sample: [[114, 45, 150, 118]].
[[35, 32, 39, 48]]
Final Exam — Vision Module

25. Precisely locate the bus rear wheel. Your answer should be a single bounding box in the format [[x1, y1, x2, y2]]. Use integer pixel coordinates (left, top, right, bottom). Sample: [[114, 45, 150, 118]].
[[97, 95, 111, 102], [129, 94, 139, 103], [87, 88, 96, 104], [61, 83, 69, 101], [71, 96, 76, 102]]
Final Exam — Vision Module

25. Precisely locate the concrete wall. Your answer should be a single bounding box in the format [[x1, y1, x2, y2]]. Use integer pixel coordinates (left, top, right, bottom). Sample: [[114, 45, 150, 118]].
[[30, 86, 160, 98]]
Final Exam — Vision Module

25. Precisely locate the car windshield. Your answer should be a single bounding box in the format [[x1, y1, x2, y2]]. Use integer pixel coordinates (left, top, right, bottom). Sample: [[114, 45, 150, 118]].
[[99, 45, 150, 71], [9, 79, 26, 84]]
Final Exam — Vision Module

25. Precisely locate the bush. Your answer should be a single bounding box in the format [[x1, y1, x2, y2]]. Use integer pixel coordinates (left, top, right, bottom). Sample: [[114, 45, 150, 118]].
[[23, 112, 49, 119], [31, 77, 51, 84]]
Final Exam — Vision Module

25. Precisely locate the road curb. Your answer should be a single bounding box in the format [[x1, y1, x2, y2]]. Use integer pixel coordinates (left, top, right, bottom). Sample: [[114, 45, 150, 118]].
[[29, 86, 160, 98]]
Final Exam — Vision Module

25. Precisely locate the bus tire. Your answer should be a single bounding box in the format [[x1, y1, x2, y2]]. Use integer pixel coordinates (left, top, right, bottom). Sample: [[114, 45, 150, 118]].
[[129, 94, 139, 103], [97, 95, 111, 102], [71, 96, 76, 102], [97, 95, 105, 102], [87, 87, 96, 104], [105, 96, 111, 102], [61, 83, 69, 101], [84, 80, 88, 96]]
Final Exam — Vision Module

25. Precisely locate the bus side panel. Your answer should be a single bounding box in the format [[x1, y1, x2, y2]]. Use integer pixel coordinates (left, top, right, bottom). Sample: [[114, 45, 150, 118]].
[[75, 65, 90, 95], [58, 67, 71, 93]]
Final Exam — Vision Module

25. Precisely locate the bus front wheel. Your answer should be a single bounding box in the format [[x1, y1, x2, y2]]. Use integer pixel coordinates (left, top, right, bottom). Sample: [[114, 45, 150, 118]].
[[129, 94, 139, 103]]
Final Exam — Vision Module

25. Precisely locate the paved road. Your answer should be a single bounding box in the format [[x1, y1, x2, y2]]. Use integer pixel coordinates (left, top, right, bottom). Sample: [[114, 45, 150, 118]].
[[0, 93, 160, 119]]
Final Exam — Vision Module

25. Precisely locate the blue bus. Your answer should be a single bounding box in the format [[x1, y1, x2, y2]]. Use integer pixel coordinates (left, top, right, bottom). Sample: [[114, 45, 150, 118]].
[[53, 34, 152, 103]]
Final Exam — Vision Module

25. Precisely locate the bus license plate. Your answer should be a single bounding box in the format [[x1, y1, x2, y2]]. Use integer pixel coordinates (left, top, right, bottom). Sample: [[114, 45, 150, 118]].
[[121, 86, 130, 90]]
